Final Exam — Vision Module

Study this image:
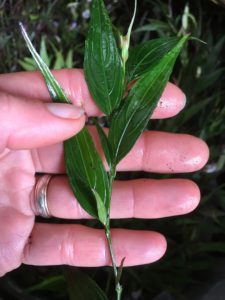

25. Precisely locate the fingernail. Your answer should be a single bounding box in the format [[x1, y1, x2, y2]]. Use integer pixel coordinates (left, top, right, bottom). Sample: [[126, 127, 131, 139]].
[[46, 103, 85, 119]]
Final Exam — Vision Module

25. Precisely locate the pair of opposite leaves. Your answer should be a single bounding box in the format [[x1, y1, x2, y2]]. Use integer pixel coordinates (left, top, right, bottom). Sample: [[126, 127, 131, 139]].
[[20, 0, 188, 224]]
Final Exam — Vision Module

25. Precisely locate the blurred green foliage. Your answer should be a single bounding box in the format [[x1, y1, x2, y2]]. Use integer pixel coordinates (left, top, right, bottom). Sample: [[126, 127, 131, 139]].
[[0, 0, 225, 299]]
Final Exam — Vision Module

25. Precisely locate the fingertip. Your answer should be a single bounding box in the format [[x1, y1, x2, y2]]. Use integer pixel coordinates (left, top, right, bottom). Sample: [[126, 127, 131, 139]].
[[184, 135, 210, 172], [67, 114, 86, 137], [143, 232, 167, 265], [175, 179, 201, 215], [198, 139, 210, 170], [111, 229, 167, 267], [135, 131, 209, 174], [44, 102, 86, 140], [152, 82, 186, 119]]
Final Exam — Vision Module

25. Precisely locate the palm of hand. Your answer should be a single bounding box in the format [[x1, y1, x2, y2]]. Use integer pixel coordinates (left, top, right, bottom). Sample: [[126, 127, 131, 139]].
[[0, 148, 35, 276], [0, 69, 209, 277]]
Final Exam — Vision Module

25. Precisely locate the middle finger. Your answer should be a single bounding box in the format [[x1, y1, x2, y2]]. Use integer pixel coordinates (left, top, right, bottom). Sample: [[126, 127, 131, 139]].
[[32, 130, 209, 174]]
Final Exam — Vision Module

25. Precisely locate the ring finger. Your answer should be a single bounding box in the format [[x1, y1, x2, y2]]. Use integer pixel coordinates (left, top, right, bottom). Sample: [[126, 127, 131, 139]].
[[32, 176, 200, 219]]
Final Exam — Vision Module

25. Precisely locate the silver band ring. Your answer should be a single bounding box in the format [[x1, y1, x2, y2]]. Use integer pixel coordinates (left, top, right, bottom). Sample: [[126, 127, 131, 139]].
[[34, 175, 52, 218]]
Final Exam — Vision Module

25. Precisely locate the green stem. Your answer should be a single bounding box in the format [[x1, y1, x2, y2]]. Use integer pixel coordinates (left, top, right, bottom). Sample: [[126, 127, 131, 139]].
[[105, 226, 117, 279], [105, 226, 123, 300], [104, 164, 123, 300]]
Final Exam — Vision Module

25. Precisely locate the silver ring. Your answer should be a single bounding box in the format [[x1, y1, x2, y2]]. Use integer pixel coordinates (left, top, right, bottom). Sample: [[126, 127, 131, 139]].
[[34, 175, 52, 218]]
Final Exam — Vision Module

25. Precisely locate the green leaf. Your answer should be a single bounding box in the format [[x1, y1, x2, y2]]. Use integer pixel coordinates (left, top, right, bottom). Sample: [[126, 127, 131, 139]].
[[193, 242, 225, 254], [19, 23, 70, 104], [18, 57, 37, 71], [40, 36, 51, 67], [116, 257, 126, 285], [134, 22, 169, 34], [64, 267, 108, 300], [20, 23, 110, 220], [92, 189, 108, 226], [65, 49, 73, 68], [84, 0, 124, 115], [109, 36, 188, 164], [95, 121, 112, 168], [53, 49, 65, 70], [126, 36, 180, 81], [64, 127, 110, 218], [120, 0, 137, 68], [25, 276, 65, 293]]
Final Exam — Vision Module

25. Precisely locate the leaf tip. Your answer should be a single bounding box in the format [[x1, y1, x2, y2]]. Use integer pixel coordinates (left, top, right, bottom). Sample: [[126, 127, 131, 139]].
[[19, 22, 26, 35], [19, 22, 31, 46], [189, 36, 207, 45]]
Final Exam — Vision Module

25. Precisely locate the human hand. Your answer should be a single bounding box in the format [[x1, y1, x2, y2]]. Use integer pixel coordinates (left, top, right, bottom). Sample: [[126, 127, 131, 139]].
[[0, 69, 209, 277]]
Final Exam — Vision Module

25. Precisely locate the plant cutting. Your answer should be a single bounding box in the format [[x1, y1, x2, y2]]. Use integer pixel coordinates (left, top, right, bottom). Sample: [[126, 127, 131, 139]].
[[20, 0, 188, 299]]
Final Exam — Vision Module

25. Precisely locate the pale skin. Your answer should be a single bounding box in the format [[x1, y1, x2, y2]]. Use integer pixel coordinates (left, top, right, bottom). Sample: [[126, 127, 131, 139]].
[[0, 69, 209, 277]]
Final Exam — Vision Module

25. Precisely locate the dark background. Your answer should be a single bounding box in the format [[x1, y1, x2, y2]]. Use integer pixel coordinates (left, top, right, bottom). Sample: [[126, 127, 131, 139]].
[[0, 0, 225, 299]]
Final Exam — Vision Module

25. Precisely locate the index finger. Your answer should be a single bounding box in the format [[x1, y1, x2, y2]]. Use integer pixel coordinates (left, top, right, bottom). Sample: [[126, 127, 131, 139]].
[[0, 69, 186, 119]]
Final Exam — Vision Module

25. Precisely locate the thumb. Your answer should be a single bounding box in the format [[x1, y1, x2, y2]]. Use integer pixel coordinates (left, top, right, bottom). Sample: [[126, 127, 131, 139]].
[[0, 92, 85, 151]]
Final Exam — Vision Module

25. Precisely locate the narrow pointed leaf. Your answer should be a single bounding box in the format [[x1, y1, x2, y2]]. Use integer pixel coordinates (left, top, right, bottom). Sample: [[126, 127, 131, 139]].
[[64, 267, 108, 300], [20, 23, 110, 220], [53, 50, 64, 69], [84, 0, 124, 115], [18, 58, 37, 71], [92, 189, 108, 226], [64, 128, 110, 218], [120, 0, 137, 67], [126, 37, 180, 81], [19, 22, 70, 104], [109, 36, 188, 164], [25, 276, 65, 294], [40, 36, 51, 67], [65, 49, 73, 68], [116, 257, 126, 285]]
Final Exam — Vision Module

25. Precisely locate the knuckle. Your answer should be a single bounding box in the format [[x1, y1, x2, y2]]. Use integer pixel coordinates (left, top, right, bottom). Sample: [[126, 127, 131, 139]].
[[59, 228, 76, 266]]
